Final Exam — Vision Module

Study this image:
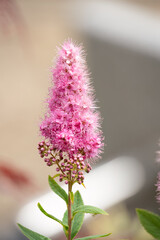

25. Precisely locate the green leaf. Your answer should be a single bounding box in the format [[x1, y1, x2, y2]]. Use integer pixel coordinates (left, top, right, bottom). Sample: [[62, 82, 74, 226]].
[[52, 173, 60, 179], [136, 208, 160, 239], [62, 209, 68, 230], [71, 191, 84, 240], [48, 175, 68, 205], [76, 233, 111, 240], [37, 203, 68, 229], [73, 205, 108, 217], [70, 191, 74, 204], [62, 191, 84, 239], [17, 223, 51, 240]]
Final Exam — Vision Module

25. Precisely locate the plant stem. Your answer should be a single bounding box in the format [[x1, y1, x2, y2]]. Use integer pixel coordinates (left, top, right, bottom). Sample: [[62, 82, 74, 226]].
[[68, 171, 72, 240], [56, 160, 65, 174]]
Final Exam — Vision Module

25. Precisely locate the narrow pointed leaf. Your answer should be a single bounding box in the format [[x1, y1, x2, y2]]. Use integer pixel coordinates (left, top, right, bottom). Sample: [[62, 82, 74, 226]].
[[73, 205, 108, 217], [136, 208, 160, 239], [53, 173, 60, 179], [62, 209, 68, 229], [48, 175, 68, 204], [70, 191, 74, 204], [71, 191, 84, 239], [38, 203, 68, 229], [62, 191, 84, 239], [76, 233, 111, 240], [17, 223, 51, 240]]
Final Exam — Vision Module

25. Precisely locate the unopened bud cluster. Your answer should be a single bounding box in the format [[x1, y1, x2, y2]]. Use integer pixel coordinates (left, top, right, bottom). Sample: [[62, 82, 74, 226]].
[[38, 141, 92, 184]]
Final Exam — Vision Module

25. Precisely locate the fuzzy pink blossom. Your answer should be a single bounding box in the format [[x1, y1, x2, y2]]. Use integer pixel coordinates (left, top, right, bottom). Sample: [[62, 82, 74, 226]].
[[156, 172, 160, 203], [156, 145, 160, 163], [38, 41, 103, 184], [156, 141, 160, 202]]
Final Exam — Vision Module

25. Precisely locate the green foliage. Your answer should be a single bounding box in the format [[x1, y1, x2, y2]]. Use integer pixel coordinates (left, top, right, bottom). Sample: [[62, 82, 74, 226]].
[[70, 191, 74, 204], [18, 178, 110, 240], [52, 173, 60, 179], [75, 233, 111, 240], [63, 190, 85, 239], [73, 205, 108, 217], [71, 191, 84, 240], [136, 208, 160, 239], [17, 224, 51, 240], [48, 175, 68, 205], [37, 202, 68, 230], [62, 209, 68, 228]]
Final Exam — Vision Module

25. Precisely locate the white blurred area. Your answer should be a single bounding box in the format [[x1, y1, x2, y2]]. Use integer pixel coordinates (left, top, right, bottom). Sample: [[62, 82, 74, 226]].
[[16, 157, 145, 237], [1, 0, 160, 239], [70, 0, 160, 58]]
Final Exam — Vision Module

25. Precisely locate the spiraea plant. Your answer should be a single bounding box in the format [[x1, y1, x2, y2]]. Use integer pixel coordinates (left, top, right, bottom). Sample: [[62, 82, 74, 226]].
[[136, 143, 160, 240], [18, 41, 110, 240]]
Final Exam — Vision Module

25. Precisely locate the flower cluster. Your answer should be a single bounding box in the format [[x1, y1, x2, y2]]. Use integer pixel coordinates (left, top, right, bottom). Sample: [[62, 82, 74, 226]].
[[38, 41, 103, 184], [156, 142, 160, 202], [38, 140, 92, 184], [156, 172, 160, 203]]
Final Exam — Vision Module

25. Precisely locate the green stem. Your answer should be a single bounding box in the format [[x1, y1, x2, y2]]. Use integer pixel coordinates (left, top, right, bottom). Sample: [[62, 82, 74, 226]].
[[56, 160, 65, 174], [68, 171, 72, 240]]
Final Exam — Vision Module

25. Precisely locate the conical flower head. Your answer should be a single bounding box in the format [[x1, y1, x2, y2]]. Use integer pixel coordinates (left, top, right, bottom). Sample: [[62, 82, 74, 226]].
[[38, 41, 103, 184]]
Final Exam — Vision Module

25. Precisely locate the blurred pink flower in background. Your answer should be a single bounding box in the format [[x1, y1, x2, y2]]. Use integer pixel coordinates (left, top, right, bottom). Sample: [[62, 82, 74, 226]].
[[156, 142, 160, 203], [0, 0, 26, 37], [0, 161, 36, 199]]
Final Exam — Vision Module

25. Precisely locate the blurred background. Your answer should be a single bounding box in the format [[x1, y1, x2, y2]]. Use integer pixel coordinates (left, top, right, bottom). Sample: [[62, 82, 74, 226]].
[[1, 0, 160, 239]]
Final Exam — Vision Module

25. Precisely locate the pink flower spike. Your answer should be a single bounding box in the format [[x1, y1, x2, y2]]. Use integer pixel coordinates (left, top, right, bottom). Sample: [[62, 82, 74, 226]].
[[38, 40, 104, 183], [156, 172, 160, 203]]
